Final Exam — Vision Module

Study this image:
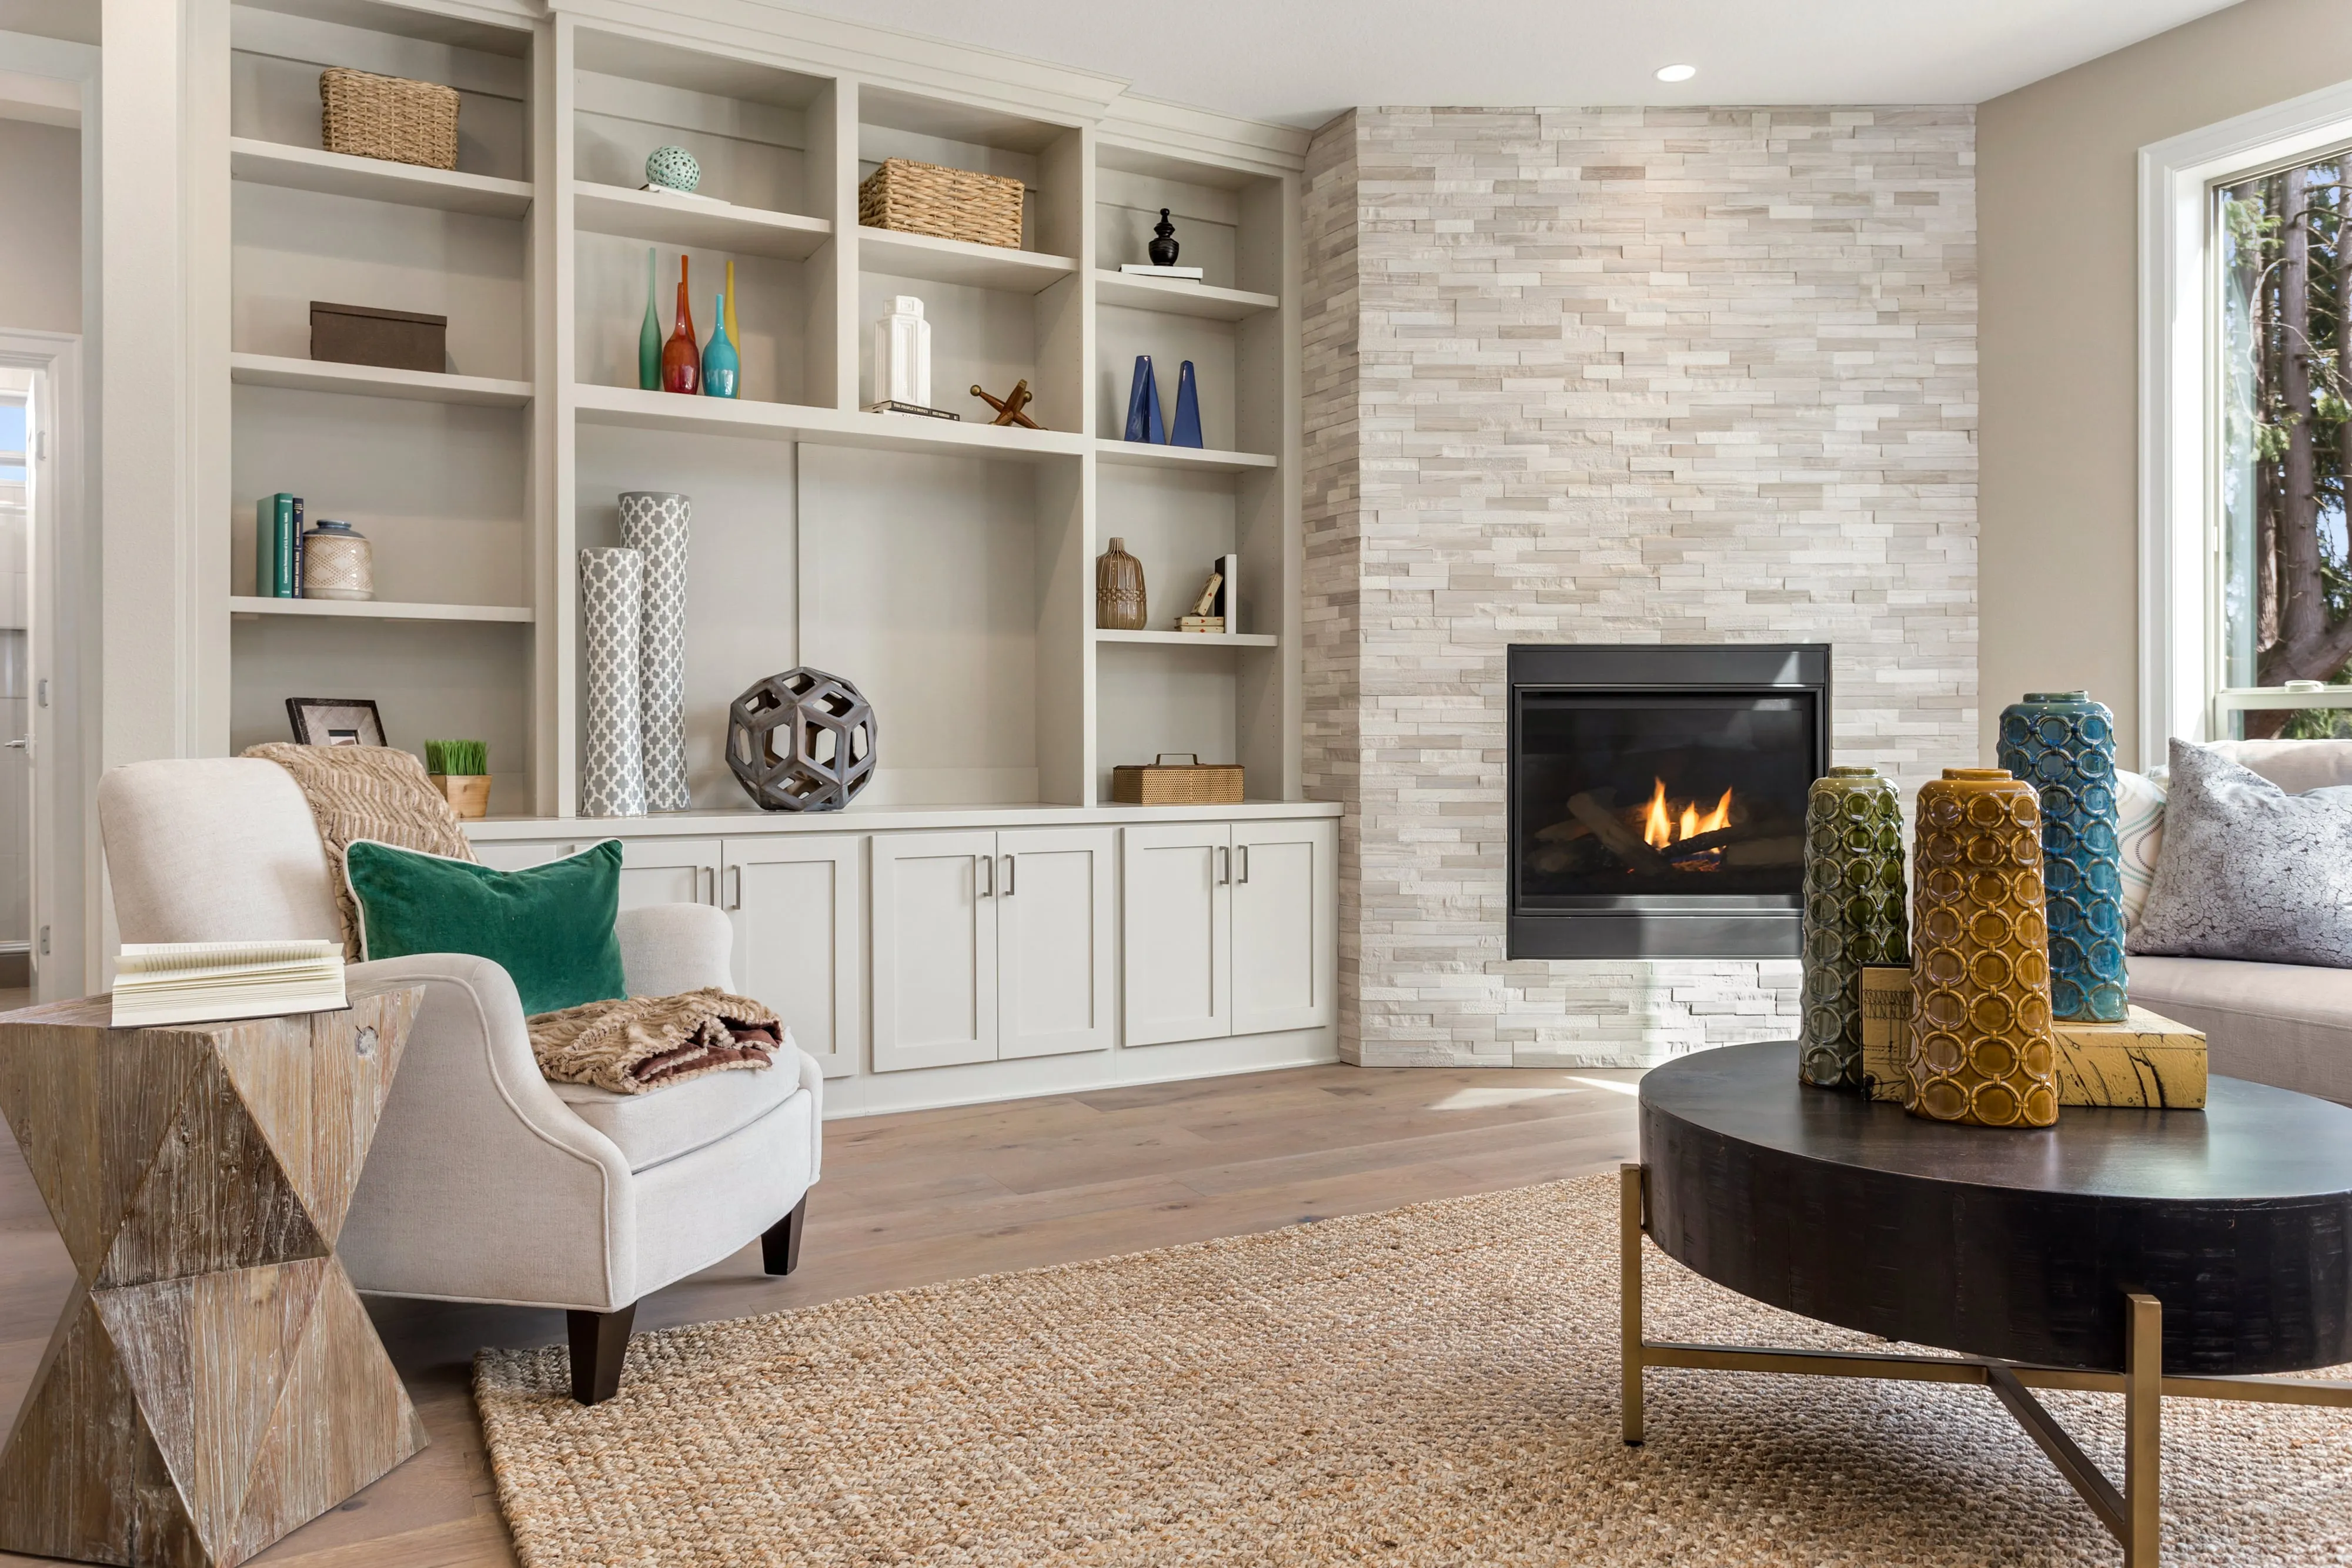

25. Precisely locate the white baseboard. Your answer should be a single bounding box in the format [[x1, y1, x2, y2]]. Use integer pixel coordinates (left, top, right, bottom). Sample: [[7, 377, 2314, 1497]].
[[820, 1026, 1340, 1119]]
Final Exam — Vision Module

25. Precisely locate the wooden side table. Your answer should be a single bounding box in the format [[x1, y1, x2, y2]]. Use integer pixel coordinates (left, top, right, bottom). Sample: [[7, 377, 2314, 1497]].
[[0, 982, 426, 1568]]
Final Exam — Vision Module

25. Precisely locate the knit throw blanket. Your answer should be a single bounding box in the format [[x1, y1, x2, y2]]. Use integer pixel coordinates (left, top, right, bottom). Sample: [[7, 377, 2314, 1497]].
[[244, 742, 477, 958], [529, 988, 784, 1094]]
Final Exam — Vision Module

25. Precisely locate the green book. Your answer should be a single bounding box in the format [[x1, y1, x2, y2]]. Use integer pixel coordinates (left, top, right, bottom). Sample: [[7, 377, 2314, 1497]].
[[272, 494, 296, 598], [255, 496, 275, 597]]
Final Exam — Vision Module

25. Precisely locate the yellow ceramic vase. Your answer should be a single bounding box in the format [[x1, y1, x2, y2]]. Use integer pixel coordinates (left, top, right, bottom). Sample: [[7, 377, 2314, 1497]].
[[1906, 767, 2059, 1129]]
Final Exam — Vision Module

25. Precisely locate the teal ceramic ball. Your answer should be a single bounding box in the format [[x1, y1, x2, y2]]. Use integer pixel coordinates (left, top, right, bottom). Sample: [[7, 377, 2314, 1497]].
[[644, 145, 701, 193]]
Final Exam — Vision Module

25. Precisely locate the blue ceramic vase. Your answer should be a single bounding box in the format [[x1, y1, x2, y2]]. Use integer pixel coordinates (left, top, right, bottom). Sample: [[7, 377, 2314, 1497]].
[[1122, 355, 1164, 443], [1170, 360, 1203, 447], [1996, 691, 2126, 1022], [701, 290, 740, 398], [1799, 765, 1909, 1089]]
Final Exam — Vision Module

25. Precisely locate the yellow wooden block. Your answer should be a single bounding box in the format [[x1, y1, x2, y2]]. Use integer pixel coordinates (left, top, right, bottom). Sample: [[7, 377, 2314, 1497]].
[[1858, 965, 1912, 1104], [2052, 1006, 2207, 1109]]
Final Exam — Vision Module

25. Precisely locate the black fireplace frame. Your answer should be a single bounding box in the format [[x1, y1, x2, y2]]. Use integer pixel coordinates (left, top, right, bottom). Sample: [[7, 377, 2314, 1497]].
[[1506, 643, 1831, 961]]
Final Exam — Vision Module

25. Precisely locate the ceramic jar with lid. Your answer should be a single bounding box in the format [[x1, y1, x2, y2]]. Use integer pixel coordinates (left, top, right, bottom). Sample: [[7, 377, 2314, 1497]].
[[1906, 767, 2060, 1129], [300, 520, 373, 601], [1799, 765, 1909, 1090]]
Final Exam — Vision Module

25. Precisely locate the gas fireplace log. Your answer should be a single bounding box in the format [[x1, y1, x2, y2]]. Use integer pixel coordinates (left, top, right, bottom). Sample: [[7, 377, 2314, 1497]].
[[1566, 791, 1671, 875], [1535, 818, 1593, 845]]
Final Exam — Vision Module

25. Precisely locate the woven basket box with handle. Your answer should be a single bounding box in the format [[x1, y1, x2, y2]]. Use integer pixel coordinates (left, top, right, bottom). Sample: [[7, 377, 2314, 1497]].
[[320, 67, 460, 172], [858, 158, 1024, 249], [1111, 754, 1244, 806]]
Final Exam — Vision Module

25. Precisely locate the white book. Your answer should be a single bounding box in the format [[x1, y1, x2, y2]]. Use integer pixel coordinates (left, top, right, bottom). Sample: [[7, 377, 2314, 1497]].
[[1118, 263, 1206, 279], [112, 940, 347, 1028]]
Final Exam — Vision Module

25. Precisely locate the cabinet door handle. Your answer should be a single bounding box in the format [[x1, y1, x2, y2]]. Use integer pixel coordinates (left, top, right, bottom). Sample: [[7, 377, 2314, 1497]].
[[1218, 845, 1230, 885], [1237, 844, 1250, 884], [1003, 854, 1015, 895], [699, 865, 716, 905], [977, 853, 994, 897], [726, 864, 742, 910]]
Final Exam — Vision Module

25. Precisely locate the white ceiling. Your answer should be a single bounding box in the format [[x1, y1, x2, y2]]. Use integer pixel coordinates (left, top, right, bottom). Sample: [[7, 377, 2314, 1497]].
[[783, 0, 2244, 128]]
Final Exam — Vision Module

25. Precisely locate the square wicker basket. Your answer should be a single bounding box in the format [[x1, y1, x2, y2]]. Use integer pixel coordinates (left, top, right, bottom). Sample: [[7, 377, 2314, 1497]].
[[1110, 754, 1245, 807], [858, 158, 1024, 249], [320, 67, 460, 172]]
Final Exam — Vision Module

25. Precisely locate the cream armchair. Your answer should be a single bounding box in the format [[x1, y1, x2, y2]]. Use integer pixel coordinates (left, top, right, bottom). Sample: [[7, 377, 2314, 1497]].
[[96, 758, 821, 1403]]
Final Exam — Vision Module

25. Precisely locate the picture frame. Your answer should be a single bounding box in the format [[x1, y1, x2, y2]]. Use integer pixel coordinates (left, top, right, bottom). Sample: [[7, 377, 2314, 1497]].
[[286, 697, 387, 748]]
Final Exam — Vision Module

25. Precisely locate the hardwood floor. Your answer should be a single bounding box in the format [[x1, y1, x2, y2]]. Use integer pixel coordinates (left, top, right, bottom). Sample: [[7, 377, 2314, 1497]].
[[0, 1062, 1640, 1567]]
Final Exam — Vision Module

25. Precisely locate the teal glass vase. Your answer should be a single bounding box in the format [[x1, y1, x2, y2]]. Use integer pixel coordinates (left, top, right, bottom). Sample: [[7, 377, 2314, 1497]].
[[701, 290, 740, 398], [637, 247, 660, 391], [1799, 765, 1909, 1089], [1997, 691, 2126, 1022]]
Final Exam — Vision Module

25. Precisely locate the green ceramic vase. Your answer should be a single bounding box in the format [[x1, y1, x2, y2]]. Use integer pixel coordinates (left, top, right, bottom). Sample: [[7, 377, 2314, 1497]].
[[1799, 766, 1909, 1089]]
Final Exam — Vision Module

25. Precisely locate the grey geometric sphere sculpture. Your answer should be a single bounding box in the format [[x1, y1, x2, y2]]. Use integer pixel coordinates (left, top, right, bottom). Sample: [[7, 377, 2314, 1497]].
[[727, 667, 877, 812]]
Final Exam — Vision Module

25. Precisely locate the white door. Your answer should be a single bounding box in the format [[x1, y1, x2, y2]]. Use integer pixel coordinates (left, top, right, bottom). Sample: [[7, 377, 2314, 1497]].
[[997, 826, 1114, 1060], [1120, 823, 1230, 1048], [871, 830, 998, 1072], [1231, 818, 1335, 1035], [724, 835, 860, 1079], [471, 836, 717, 907]]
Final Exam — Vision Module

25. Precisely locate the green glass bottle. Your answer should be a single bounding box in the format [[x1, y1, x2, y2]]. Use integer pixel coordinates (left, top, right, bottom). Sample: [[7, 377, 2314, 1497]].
[[637, 247, 661, 391]]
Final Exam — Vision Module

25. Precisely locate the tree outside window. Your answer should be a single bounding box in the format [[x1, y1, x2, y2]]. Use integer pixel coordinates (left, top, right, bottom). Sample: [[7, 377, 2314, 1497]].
[[2219, 152, 2351, 738]]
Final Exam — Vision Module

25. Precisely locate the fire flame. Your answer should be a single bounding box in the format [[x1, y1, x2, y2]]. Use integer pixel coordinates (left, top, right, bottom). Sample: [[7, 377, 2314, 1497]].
[[1642, 780, 1735, 850]]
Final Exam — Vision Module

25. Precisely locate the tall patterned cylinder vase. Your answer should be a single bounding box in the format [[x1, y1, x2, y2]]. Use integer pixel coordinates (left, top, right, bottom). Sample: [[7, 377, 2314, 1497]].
[[1997, 691, 2127, 1022], [1799, 766, 1909, 1090], [1907, 768, 2059, 1129], [617, 493, 690, 812], [579, 547, 646, 818]]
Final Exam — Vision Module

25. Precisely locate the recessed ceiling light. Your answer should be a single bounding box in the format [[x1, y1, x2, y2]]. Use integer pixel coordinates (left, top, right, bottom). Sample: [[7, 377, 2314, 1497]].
[[1655, 63, 1697, 83]]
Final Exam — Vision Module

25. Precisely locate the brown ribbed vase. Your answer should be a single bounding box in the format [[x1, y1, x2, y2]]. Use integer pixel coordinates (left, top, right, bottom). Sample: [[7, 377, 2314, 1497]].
[[1906, 767, 2059, 1129]]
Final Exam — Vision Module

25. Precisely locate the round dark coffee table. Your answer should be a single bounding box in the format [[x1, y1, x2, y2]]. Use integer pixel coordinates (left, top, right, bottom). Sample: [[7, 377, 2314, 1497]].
[[1622, 1040, 2352, 1568]]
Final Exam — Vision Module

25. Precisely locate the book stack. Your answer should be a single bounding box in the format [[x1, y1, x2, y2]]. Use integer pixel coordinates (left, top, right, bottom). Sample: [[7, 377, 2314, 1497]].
[[1120, 263, 1205, 280], [1178, 616, 1225, 633], [1177, 553, 1241, 633], [112, 940, 347, 1029], [255, 492, 306, 598]]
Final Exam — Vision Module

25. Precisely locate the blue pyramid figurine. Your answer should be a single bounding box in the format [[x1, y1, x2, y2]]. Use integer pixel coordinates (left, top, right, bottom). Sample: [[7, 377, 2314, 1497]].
[[1122, 354, 1164, 443], [1170, 360, 1204, 448]]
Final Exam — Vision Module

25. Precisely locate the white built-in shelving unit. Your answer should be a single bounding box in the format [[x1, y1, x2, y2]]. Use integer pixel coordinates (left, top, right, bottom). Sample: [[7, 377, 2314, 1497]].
[[213, 0, 1326, 1113], [220, 0, 1304, 821]]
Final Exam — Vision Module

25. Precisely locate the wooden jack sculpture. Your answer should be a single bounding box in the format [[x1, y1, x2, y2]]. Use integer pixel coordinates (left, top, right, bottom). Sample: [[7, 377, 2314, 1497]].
[[970, 378, 1042, 429]]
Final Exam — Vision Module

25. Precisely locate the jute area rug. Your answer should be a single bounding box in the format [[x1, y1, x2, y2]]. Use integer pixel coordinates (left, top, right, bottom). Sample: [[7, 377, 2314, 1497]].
[[475, 1174, 2352, 1566]]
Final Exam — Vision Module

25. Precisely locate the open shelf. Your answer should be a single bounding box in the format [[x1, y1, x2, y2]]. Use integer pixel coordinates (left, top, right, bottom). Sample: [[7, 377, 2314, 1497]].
[[859, 228, 1078, 293], [1095, 439, 1277, 474], [1094, 629, 1276, 648], [229, 137, 533, 219], [1093, 269, 1277, 322], [573, 183, 831, 261], [574, 382, 1087, 462], [228, 596, 534, 624], [230, 353, 534, 407]]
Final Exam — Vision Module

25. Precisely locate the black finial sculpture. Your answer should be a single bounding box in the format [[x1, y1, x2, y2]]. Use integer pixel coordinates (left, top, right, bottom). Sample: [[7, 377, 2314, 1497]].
[[1148, 208, 1179, 268]]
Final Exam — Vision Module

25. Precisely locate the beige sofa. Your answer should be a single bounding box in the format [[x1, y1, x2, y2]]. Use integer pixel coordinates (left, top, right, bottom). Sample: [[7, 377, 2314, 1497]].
[[2124, 738, 2352, 1105]]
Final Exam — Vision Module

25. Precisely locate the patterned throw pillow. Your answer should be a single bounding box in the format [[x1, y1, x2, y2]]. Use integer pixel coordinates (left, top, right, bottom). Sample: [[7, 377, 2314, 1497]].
[[2114, 768, 2167, 935], [2130, 739, 2352, 967]]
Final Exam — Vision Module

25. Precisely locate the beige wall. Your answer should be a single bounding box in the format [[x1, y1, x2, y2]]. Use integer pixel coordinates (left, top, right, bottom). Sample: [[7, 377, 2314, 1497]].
[[0, 118, 79, 335], [1979, 0, 2352, 765]]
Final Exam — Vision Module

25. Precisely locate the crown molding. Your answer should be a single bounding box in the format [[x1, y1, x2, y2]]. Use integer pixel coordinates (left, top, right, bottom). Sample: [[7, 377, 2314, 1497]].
[[1100, 92, 1308, 174]]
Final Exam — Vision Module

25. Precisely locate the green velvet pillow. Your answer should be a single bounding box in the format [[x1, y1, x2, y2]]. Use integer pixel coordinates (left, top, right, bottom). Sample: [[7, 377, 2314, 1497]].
[[343, 839, 627, 1017]]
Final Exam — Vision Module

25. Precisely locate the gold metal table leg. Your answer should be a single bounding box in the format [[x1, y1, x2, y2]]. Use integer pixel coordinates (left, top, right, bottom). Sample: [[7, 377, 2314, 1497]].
[[2125, 1293, 2163, 1567], [1620, 1162, 1644, 1446]]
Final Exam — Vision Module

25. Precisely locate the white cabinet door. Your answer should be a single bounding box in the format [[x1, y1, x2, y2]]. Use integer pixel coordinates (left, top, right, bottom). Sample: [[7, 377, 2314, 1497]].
[[724, 835, 861, 1079], [470, 840, 570, 872], [1120, 823, 1230, 1048], [871, 830, 998, 1072], [613, 837, 719, 911], [997, 827, 1114, 1061], [1232, 818, 1337, 1036]]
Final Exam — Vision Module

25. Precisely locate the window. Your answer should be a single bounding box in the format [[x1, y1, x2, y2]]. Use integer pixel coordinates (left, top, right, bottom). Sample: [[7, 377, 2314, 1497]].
[[2218, 153, 2352, 737], [2140, 84, 2352, 767]]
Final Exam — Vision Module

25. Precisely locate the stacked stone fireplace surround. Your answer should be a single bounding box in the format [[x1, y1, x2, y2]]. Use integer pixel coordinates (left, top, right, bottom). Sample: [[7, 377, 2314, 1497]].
[[1301, 106, 1979, 1068]]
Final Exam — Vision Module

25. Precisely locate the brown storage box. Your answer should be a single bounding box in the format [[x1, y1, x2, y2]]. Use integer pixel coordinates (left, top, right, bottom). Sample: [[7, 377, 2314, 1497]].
[[320, 66, 460, 170], [311, 302, 447, 373], [858, 157, 1025, 249], [1111, 754, 1244, 806]]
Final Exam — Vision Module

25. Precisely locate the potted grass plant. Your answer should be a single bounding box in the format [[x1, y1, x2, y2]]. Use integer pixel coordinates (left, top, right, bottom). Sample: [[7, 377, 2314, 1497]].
[[425, 739, 491, 819]]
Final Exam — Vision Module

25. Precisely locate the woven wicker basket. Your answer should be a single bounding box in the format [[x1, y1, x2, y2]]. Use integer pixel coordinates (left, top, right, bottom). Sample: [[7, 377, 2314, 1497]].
[[859, 158, 1024, 249], [1110, 754, 1245, 807], [320, 67, 460, 171]]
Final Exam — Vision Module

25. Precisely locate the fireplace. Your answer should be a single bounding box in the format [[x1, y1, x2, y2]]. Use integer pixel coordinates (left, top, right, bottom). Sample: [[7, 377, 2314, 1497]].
[[1508, 644, 1830, 959]]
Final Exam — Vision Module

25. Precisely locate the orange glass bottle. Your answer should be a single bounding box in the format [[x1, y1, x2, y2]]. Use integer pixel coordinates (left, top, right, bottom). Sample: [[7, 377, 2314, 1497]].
[[660, 254, 701, 394]]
